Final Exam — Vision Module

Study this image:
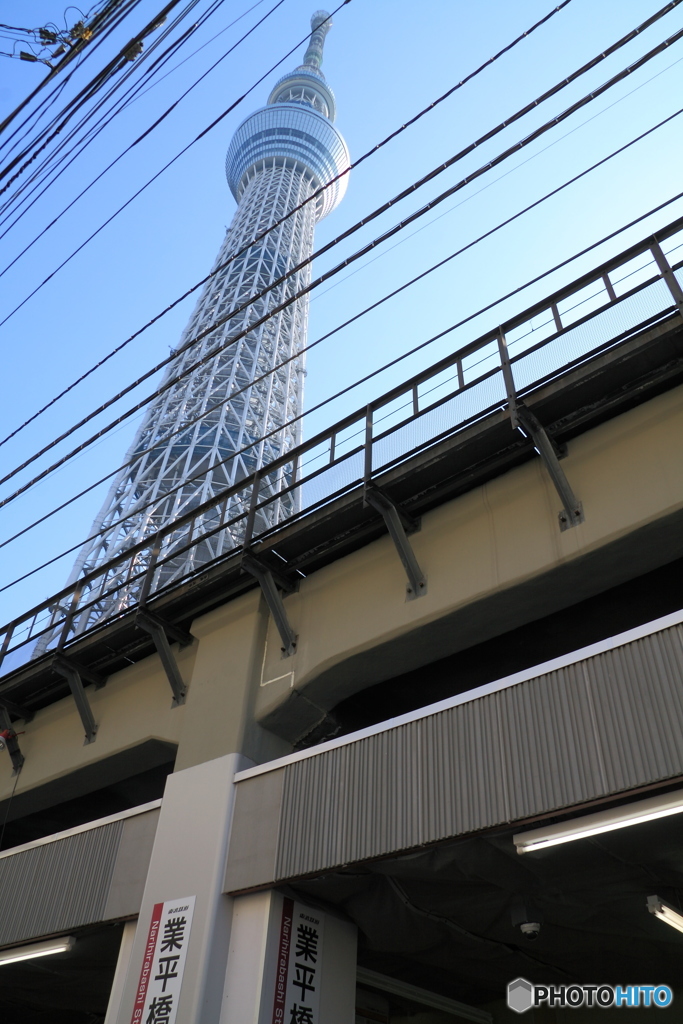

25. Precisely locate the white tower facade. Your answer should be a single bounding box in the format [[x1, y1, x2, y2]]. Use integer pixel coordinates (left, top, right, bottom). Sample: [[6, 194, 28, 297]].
[[63, 12, 349, 622]]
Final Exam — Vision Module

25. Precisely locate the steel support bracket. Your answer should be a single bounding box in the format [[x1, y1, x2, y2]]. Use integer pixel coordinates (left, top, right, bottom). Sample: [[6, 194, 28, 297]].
[[0, 707, 24, 774], [364, 486, 427, 598], [516, 405, 584, 531], [136, 610, 192, 707], [53, 656, 103, 744], [0, 698, 33, 725], [242, 553, 297, 656]]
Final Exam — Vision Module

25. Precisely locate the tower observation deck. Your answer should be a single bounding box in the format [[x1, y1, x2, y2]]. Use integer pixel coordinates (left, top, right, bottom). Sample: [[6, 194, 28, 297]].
[[61, 11, 349, 626]]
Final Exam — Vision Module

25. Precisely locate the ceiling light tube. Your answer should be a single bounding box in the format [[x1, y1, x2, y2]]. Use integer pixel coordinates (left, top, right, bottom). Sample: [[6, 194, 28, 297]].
[[513, 789, 683, 854], [0, 935, 75, 966], [647, 895, 683, 935]]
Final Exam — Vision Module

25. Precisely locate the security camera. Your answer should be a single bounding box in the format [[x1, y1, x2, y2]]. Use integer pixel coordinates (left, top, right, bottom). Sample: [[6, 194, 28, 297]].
[[511, 898, 543, 941]]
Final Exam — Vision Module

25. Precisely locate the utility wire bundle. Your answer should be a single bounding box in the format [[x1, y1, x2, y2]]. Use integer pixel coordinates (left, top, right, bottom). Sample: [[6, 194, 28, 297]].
[[1, 0, 683, 630]]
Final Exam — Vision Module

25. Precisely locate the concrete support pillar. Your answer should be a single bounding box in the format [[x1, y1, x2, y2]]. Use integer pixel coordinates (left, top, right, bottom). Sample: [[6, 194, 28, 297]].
[[220, 889, 357, 1024], [111, 752, 247, 1024], [105, 921, 137, 1024]]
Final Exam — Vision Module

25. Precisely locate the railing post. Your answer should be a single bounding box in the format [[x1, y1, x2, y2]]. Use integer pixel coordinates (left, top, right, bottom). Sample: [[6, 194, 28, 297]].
[[551, 302, 563, 333], [138, 538, 161, 609], [57, 582, 83, 652], [364, 405, 373, 486], [243, 471, 261, 548], [602, 273, 617, 303], [651, 240, 683, 309], [497, 328, 519, 429], [0, 623, 15, 674]]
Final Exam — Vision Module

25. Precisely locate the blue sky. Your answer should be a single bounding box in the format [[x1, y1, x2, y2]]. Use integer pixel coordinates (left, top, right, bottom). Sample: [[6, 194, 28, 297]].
[[1, 0, 682, 625]]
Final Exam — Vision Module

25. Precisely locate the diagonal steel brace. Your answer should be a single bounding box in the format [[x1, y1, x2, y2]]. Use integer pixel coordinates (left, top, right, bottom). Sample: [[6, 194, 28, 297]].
[[136, 610, 193, 707], [516, 406, 584, 531], [0, 697, 33, 725], [53, 656, 104, 744], [365, 487, 427, 598], [242, 553, 297, 656], [0, 707, 24, 774]]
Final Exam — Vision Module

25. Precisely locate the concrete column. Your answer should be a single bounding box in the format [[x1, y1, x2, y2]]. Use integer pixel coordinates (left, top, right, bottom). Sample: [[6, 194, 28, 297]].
[[104, 921, 137, 1024], [111, 751, 248, 1024], [220, 889, 357, 1024]]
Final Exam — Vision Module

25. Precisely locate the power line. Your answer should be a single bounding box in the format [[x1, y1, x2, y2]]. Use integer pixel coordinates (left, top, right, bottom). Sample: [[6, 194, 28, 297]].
[[0, 0, 351, 322], [0, 0, 268, 224], [0, 0, 191, 185], [0, 0, 212, 208], [0, 1, 575, 452], [2, 91, 681, 563], [310, 50, 683, 306], [0, 0, 287, 280], [4, 175, 683, 597], [0, 0, 145, 139], [125, 0, 270, 104], [0, 0, 153, 165], [1, 11, 680, 503], [0, 0, 571, 269], [0, 0, 650, 449], [0, 0, 249, 225]]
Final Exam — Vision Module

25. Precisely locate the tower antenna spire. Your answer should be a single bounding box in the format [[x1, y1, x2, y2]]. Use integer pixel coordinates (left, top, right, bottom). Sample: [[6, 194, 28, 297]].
[[302, 10, 332, 69]]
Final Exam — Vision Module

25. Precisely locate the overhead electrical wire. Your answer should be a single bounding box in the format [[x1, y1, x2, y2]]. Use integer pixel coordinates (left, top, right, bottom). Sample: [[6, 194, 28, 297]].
[[0, 3, 577, 453], [0, 0, 154, 165], [1, 88, 681, 559], [0, 0, 351, 322], [311, 50, 683, 305], [0, 0, 146, 140], [0, 0, 289, 280], [0, 0, 268, 231], [0, 0, 320, 219], [0, 0, 268, 247], [0, 1, 214, 188], [1, 10, 681, 505], [126, 0, 269, 104], [0, 0, 221, 215], [0, 0, 569, 266], [0, 0, 195, 187], [4, 172, 683, 597], [0, 0, 260, 225], [0, 0, 663, 450], [0, 13, 118, 162]]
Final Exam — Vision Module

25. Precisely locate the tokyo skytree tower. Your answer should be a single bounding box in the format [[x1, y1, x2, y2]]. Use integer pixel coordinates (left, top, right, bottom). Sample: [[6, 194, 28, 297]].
[[65, 11, 349, 616]]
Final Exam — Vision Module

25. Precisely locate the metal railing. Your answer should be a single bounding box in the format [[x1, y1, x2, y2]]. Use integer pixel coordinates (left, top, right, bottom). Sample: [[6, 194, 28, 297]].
[[2, 218, 683, 675]]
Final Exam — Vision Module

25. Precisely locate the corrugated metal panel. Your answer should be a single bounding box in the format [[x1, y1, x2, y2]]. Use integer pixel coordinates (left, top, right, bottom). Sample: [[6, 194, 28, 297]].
[[273, 623, 683, 882], [0, 820, 123, 947]]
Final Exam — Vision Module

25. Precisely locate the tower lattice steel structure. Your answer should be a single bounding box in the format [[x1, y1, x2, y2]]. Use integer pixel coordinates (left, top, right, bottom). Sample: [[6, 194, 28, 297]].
[[58, 11, 349, 627]]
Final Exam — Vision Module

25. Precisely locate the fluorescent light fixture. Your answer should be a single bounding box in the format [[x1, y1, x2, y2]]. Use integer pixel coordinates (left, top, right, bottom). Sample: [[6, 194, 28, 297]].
[[0, 935, 75, 966], [514, 789, 683, 854], [647, 895, 683, 935]]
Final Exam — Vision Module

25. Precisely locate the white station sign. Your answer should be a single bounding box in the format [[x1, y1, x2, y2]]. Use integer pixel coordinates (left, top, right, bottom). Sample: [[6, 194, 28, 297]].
[[130, 895, 196, 1024], [271, 898, 326, 1024]]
